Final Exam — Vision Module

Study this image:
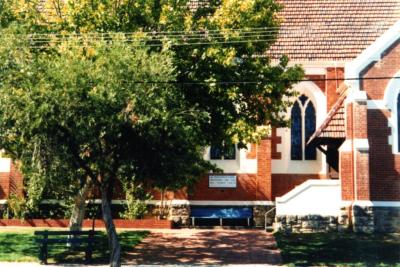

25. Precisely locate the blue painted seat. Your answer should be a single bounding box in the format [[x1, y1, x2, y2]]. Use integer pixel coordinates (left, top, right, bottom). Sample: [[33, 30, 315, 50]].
[[190, 207, 252, 226]]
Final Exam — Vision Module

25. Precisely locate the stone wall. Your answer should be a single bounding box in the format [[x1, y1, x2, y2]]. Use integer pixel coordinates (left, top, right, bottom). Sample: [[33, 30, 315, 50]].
[[147, 204, 190, 226], [275, 215, 338, 233], [340, 205, 400, 233]]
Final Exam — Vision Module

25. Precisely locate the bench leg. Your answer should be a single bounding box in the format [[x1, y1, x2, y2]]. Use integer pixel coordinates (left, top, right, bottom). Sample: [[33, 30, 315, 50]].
[[40, 243, 48, 264], [86, 231, 94, 263], [220, 218, 223, 227], [191, 217, 195, 228], [247, 218, 250, 227]]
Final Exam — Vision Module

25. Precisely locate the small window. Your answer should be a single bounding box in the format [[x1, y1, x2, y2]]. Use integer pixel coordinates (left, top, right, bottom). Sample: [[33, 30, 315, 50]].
[[210, 144, 236, 160], [290, 95, 317, 160]]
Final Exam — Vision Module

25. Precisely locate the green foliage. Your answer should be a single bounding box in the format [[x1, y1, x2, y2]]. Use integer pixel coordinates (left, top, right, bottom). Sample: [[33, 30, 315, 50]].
[[6, 193, 27, 219], [0, 28, 212, 197], [0, 3, 305, 263], [119, 181, 151, 219], [1, 0, 304, 147]]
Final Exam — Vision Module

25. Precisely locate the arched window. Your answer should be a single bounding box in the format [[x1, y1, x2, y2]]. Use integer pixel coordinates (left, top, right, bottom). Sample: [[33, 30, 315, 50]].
[[291, 95, 317, 160], [397, 93, 400, 152]]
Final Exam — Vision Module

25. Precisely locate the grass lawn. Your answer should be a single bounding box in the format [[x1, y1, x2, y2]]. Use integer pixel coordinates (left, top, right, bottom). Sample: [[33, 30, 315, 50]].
[[0, 229, 148, 263], [275, 232, 400, 267]]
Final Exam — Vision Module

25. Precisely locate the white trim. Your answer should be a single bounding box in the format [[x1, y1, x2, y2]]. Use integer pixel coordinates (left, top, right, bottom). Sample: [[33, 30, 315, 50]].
[[276, 180, 341, 216], [346, 90, 368, 105], [0, 158, 11, 173], [304, 67, 326, 75], [354, 138, 369, 152], [367, 100, 387, 110], [383, 71, 400, 154], [272, 81, 327, 174], [342, 200, 400, 207], [0, 199, 7, 204], [39, 199, 275, 206], [276, 180, 340, 204], [339, 140, 352, 152], [345, 21, 400, 92]]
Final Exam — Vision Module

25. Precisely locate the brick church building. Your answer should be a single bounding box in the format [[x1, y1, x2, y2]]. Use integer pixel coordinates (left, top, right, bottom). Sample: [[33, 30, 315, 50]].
[[0, 0, 399, 232]]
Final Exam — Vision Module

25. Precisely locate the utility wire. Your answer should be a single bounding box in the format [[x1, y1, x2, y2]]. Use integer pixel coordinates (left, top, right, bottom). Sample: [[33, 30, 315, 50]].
[[2, 23, 392, 36]]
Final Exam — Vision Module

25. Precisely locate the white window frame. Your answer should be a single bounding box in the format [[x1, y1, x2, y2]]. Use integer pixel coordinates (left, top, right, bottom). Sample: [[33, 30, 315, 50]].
[[291, 96, 316, 160]]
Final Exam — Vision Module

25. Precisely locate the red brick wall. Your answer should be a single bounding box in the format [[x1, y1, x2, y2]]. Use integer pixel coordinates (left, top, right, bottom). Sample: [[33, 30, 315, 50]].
[[271, 128, 281, 159], [190, 174, 258, 200], [246, 143, 257, 159], [257, 138, 272, 200], [0, 219, 173, 229], [326, 67, 344, 111], [306, 75, 326, 92], [188, 137, 272, 201], [353, 102, 368, 139], [362, 40, 400, 99], [355, 150, 371, 200], [340, 151, 354, 200], [271, 173, 326, 200], [358, 40, 400, 201], [368, 109, 400, 201], [0, 172, 10, 199], [9, 162, 23, 197]]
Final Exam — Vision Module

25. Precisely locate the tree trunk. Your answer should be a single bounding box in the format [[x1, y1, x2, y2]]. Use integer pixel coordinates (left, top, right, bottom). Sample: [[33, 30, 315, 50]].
[[69, 178, 92, 231], [101, 186, 121, 267]]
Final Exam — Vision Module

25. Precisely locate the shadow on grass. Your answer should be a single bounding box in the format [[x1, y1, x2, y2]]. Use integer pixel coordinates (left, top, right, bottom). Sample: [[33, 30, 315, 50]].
[[274, 232, 400, 267], [0, 230, 149, 264]]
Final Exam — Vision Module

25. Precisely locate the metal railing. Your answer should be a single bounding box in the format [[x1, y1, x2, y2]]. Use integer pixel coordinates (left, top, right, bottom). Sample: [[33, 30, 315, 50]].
[[264, 207, 276, 231]]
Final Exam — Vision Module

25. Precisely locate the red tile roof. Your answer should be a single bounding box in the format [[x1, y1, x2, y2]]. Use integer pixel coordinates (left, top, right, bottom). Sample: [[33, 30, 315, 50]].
[[307, 83, 348, 145], [268, 0, 400, 61]]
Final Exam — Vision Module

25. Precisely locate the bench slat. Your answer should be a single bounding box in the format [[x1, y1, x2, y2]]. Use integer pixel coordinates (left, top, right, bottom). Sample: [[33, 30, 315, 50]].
[[36, 238, 96, 244], [34, 230, 100, 236]]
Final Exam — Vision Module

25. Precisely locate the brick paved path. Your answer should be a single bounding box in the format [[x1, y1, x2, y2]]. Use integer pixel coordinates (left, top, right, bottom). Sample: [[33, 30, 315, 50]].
[[125, 229, 282, 265]]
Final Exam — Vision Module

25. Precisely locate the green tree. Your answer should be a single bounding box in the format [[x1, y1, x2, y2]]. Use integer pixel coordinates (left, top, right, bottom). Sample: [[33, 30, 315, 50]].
[[0, 30, 212, 266], [0, 1, 304, 266]]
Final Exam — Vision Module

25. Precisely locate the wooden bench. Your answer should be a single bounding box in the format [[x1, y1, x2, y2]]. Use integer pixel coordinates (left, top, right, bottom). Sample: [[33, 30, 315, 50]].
[[190, 207, 253, 227], [34, 230, 100, 264]]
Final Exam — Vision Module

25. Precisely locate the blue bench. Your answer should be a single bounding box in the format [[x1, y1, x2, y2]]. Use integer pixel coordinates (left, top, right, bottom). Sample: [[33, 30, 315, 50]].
[[190, 207, 253, 227]]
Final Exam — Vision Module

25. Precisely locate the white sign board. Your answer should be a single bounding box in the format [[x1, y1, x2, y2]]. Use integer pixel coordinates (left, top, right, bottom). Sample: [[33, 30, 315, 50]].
[[209, 175, 237, 188]]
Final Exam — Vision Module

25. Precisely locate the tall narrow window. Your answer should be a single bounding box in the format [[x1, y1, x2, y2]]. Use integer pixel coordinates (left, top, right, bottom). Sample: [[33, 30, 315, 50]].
[[290, 95, 317, 160], [397, 93, 400, 152], [291, 102, 302, 160], [305, 102, 317, 160]]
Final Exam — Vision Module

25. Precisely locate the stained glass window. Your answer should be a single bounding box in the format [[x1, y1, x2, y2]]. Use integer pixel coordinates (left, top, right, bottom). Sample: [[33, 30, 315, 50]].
[[299, 94, 308, 106], [291, 101, 302, 160], [305, 102, 317, 160], [291, 95, 317, 160]]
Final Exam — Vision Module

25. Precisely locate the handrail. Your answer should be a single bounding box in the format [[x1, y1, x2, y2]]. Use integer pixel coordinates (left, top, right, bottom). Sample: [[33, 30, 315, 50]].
[[264, 207, 276, 230]]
